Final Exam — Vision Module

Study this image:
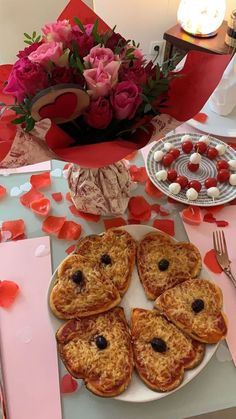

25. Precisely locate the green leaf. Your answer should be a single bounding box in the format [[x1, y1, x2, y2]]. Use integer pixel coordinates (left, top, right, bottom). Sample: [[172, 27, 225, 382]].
[[11, 115, 26, 124], [112, 25, 117, 32], [32, 31, 36, 39], [144, 103, 152, 113], [74, 17, 85, 32], [25, 117, 35, 132], [24, 32, 31, 40], [92, 19, 101, 43], [23, 98, 31, 110], [10, 106, 26, 115], [35, 35, 41, 43], [24, 40, 33, 45], [0, 102, 6, 106]]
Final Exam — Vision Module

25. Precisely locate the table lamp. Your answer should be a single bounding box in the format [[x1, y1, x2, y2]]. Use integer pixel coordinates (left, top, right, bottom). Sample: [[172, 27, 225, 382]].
[[177, 0, 226, 38]]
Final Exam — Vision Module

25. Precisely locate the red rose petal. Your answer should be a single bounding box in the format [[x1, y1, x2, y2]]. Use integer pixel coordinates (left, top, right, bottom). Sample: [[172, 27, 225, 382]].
[[42, 216, 66, 235], [204, 249, 222, 274], [128, 196, 151, 221], [124, 151, 138, 161], [216, 220, 229, 227], [182, 206, 202, 225], [192, 112, 208, 123], [51, 192, 63, 202], [63, 163, 70, 170], [153, 219, 175, 237], [58, 221, 82, 240], [65, 192, 73, 203], [2, 219, 25, 240], [30, 172, 51, 189], [229, 198, 236, 205], [145, 179, 163, 198], [151, 204, 160, 213], [104, 217, 127, 230], [60, 374, 78, 394], [203, 213, 216, 223], [129, 166, 148, 183], [20, 188, 44, 208], [168, 197, 179, 204], [30, 198, 51, 217], [128, 219, 141, 224], [65, 244, 76, 254], [0, 280, 19, 308], [0, 185, 7, 198], [201, 204, 225, 213], [69, 206, 100, 222]]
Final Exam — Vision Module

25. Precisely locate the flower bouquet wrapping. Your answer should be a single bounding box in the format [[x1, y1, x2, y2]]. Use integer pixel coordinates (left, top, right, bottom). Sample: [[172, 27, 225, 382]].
[[0, 0, 231, 215]]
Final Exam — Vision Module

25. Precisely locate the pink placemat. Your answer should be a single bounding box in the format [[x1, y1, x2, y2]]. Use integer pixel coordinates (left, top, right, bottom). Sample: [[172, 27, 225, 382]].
[[181, 206, 236, 366], [0, 236, 62, 419]]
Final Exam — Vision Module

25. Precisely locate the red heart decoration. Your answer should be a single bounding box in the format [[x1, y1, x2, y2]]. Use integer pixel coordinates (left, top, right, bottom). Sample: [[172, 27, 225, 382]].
[[204, 249, 222, 274], [203, 213, 216, 223], [30, 198, 51, 217], [39, 93, 78, 120], [182, 206, 201, 225], [60, 374, 78, 394], [0, 280, 19, 308]]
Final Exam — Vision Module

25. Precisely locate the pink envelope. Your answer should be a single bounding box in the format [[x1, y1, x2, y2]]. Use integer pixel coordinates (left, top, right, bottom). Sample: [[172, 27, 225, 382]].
[[181, 206, 236, 365], [0, 236, 62, 419]]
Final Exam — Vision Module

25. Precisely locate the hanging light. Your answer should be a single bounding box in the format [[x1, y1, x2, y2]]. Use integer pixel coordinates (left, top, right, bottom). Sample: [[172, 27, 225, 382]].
[[177, 0, 226, 38]]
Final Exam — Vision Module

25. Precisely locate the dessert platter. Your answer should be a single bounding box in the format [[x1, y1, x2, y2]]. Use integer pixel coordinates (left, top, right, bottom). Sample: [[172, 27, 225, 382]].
[[48, 225, 227, 402], [146, 133, 236, 206]]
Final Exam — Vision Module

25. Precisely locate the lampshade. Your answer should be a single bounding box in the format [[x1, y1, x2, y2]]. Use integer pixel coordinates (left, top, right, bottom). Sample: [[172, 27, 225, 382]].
[[177, 0, 226, 38]]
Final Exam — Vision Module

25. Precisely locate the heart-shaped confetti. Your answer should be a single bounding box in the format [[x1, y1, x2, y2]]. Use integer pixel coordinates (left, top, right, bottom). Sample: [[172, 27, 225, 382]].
[[42, 216, 66, 235], [1, 230, 12, 242], [30, 198, 51, 217], [204, 249, 222, 274], [20, 188, 44, 208], [58, 221, 82, 240], [51, 192, 63, 202], [0, 280, 19, 308], [10, 186, 22, 197], [145, 178, 163, 198], [216, 342, 232, 362], [30, 172, 51, 189], [104, 217, 127, 230], [128, 196, 151, 221], [2, 219, 25, 240], [182, 206, 202, 225], [0, 185, 7, 198], [51, 168, 62, 178], [153, 219, 175, 237], [19, 182, 32, 192], [34, 244, 50, 257], [60, 373, 78, 394]]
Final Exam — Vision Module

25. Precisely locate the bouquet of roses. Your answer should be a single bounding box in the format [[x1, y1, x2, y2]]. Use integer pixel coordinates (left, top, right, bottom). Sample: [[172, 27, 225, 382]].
[[0, 0, 231, 170]]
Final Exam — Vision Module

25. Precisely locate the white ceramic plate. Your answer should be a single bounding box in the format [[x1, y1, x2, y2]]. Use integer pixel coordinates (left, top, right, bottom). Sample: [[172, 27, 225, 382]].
[[187, 100, 236, 139], [48, 225, 218, 403], [146, 133, 236, 207]]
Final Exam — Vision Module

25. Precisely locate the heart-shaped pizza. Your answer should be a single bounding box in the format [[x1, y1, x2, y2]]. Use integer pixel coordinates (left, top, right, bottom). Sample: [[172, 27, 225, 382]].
[[49, 254, 120, 319], [155, 279, 228, 344], [137, 231, 202, 299], [56, 307, 134, 397], [131, 309, 205, 392], [75, 228, 136, 296]]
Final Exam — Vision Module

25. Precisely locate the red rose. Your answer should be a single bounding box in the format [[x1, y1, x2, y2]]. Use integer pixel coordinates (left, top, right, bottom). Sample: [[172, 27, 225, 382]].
[[84, 97, 113, 129], [17, 42, 43, 59], [105, 32, 126, 52], [50, 67, 74, 85], [121, 60, 147, 86], [71, 26, 95, 57], [111, 81, 141, 120]]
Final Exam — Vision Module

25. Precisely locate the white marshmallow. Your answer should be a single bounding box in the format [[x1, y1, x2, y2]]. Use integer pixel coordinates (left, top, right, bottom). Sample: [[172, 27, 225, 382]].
[[199, 135, 210, 145], [186, 188, 198, 201], [169, 182, 181, 195], [155, 170, 167, 181], [228, 160, 236, 170], [164, 142, 174, 152], [229, 174, 236, 186], [207, 187, 220, 199], [154, 150, 164, 162], [216, 144, 226, 156], [181, 134, 192, 143], [190, 152, 201, 164]]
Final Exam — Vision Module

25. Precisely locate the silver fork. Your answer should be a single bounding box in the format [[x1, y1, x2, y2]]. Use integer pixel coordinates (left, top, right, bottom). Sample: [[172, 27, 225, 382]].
[[213, 230, 236, 288]]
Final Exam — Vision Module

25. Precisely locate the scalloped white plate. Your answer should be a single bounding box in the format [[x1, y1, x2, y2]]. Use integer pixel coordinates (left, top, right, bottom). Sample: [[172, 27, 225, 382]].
[[48, 225, 218, 402], [146, 133, 236, 207]]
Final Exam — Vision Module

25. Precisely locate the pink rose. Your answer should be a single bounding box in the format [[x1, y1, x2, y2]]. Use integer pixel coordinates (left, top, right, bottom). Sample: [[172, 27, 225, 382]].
[[28, 42, 63, 67], [3, 58, 49, 102], [111, 80, 141, 120], [84, 61, 120, 98], [42, 19, 72, 43], [84, 47, 117, 68], [84, 97, 113, 129], [17, 42, 43, 59]]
